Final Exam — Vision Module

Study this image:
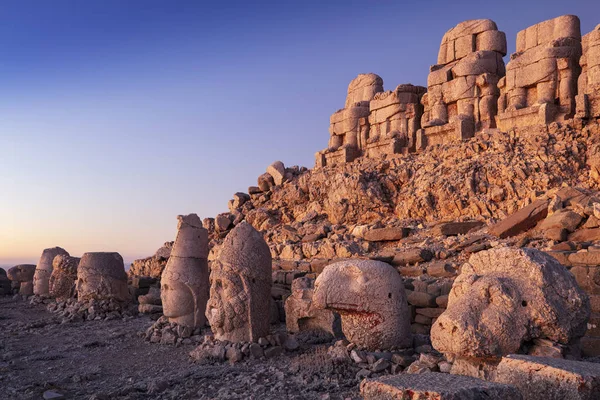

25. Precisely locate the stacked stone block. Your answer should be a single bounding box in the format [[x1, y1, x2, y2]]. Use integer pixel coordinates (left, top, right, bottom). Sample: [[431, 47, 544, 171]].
[[577, 24, 600, 121], [497, 15, 582, 130], [366, 84, 426, 156], [316, 74, 383, 167], [418, 19, 506, 149]]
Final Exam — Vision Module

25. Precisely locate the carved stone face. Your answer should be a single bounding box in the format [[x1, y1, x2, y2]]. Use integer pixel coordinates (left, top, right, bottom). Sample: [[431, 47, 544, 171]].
[[159, 214, 209, 329], [33, 247, 69, 296], [205, 222, 271, 343], [433, 274, 528, 358], [431, 248, 590, 368], [312, 260, 412, 351], [206, 265, 249, 338], [48, 255, 80, 301], [160, 264, 208, 328]]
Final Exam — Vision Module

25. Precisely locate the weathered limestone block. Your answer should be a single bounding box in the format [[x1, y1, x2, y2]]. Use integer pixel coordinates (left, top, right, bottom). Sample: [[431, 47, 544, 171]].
[[497, 15, 582, 130], [494, 355, 600, 400], [161, 214, 209, 329], [419, 19, 506, 149], [367, 84, 426, 154], [76, 252, 130, 302], [577, 24, 600, 120], [206, 222, 272, 342], [312, 259, 412, 350], [489, 198, 550, 238], [361, 373, 522, 400], [48, 255, 80, 301], [267, 161, 286, 186], [431, 248, 590, 379], [315, 73, 383, 167], [33, 247, 69, 296], [284, 277, 341, 336]]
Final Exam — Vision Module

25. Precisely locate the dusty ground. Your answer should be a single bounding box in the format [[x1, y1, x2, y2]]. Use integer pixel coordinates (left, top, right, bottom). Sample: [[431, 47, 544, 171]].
[[0, 297, 360, 400]]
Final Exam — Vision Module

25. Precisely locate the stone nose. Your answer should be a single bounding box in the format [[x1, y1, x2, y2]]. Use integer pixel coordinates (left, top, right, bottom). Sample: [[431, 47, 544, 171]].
[[431, 311, 469, 354]]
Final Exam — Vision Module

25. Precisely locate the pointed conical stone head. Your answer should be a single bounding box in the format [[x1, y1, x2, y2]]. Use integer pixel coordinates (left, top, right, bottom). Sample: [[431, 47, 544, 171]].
[[33, 247, 69, 296], [206, 221, 272, 342], [161, 214, 210, 329]]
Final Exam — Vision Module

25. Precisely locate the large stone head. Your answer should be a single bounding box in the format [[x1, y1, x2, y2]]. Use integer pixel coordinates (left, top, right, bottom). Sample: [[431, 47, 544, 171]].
[[160, 214, 209, 329], [344, 73, 384, 108], [76, 252, 130, 303], [49, 255, 80, 301], [33, 247, 69, 296], [206, 221, 272, 343], [312, 259, 412, 350], [7, 264, 36, 296], [7, 264, 36, 282], [431, 248, 590, 362]]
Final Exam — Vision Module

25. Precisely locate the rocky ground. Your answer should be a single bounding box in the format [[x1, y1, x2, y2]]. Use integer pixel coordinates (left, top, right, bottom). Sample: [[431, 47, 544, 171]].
[[0, 297, 361, 400]]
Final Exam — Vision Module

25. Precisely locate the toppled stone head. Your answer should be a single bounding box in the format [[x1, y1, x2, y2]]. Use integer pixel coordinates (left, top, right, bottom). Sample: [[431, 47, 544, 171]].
[[206, 222, 272, 343], [49, 255, 80, 301], [76, 252, 130, 303], [160, 214, 210, 329], [33, 247, 69, 296], [312, 259, 412, 350], [431, 248, 589, 366], [7, 264, 36, 296]]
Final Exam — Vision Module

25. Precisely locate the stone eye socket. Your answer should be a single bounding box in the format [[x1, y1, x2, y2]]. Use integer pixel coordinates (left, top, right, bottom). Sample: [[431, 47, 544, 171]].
[[521, 300, 527, 307], [388, 293, 392, 299]]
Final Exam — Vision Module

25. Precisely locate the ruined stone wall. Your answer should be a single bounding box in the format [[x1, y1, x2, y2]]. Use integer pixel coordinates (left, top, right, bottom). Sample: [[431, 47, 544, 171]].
[[315, 15, 600, 170]]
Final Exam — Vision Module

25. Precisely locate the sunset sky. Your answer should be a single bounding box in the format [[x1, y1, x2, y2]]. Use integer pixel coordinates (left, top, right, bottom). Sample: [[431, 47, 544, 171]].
[[2, 0, 599, 266]]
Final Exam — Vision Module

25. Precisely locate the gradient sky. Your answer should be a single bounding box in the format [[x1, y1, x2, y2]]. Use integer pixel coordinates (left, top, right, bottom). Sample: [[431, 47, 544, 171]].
[[1, 0, 599, 266]]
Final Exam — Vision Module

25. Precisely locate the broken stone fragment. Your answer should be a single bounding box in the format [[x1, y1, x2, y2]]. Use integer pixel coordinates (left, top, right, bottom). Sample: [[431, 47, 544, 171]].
[[391, 248, 434, 266], [494, 355, 600, 400], [360, 372, 522, 400], [267, 161, 286, 186], [536, 209, 583, 232], [488, 199, 549, 238], [362, 226, 410, 242], [432, 221, 485, 236]]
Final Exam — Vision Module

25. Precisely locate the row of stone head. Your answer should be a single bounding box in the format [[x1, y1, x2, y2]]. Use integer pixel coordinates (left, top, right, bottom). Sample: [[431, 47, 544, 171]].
[[6, 249, 129, 302]]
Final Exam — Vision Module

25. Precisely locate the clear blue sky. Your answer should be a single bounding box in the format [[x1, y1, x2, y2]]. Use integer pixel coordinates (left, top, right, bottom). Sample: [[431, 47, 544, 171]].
[[1, 0, 599, 265]]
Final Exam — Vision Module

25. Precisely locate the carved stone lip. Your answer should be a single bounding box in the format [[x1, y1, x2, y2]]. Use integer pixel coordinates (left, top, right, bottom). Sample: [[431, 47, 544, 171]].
[[326, 302, 367, 312]]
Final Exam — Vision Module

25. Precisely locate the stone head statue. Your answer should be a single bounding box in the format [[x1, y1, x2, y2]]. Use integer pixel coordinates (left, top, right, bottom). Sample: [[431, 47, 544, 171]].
[[76, 252, 130, 302], [312, 259, 412, 350], [431, 248, 590, 362], [33, 247, 69, 296], [7, 264, 36, 296], [160, 214, 209, 329], [49, 255, 80, 301], [206, 221, 272, 343]]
